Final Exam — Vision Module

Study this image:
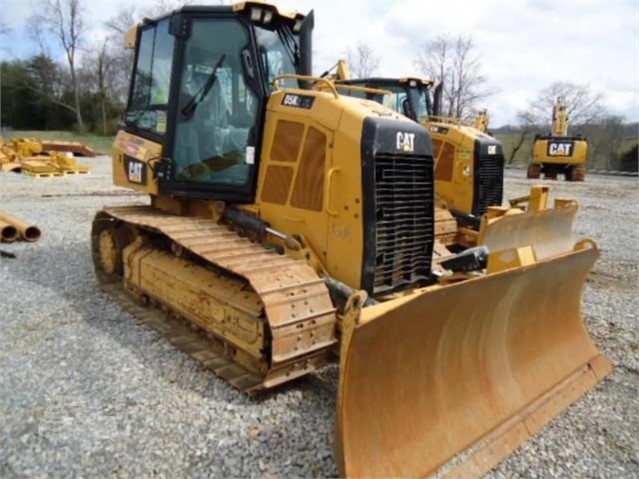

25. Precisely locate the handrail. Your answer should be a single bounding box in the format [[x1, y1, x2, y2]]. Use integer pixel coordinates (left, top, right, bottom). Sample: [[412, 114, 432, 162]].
[[272, 74, 339, 99], [426, 115, 474, 127], [332, 84, 393, 97]]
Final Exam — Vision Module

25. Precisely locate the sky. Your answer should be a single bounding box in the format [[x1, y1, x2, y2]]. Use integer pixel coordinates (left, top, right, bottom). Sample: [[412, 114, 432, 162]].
[[1, 0, 638, 127]]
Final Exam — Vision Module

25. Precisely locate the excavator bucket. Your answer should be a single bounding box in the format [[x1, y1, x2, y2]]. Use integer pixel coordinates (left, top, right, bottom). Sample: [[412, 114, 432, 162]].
[[335, 244, 611, 478], [479, 201, 578, 261]]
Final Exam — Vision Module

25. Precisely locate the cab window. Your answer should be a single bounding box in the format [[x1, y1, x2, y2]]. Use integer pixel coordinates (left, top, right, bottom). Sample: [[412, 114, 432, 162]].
[[172, 18, 259, 188], [127, 19, 174, 135]]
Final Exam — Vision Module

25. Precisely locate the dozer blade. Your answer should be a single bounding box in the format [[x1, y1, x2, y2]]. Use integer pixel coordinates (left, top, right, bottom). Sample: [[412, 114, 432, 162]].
[[335, 245, 611, 478], [480, 203, 577, 260]]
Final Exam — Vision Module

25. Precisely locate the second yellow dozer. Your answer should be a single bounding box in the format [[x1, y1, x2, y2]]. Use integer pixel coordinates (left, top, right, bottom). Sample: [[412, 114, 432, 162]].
[[92, 3, 611, 477], [327, 70, 580, 258]]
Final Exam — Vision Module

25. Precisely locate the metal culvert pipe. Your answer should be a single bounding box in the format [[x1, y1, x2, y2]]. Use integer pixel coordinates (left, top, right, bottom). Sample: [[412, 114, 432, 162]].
[[0, 219, 19, 243], [0, 210, 42, 242]]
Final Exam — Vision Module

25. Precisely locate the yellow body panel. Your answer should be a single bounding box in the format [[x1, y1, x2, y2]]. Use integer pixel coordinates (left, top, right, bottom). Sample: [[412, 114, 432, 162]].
[[257, 89, 403, 287], [112, 131, 163, 195], [423, 120, 493, 214]]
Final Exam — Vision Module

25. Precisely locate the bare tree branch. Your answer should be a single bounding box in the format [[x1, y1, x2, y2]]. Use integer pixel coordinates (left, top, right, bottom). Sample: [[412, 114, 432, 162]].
[[344, 43, 380, 79], [414, 34, 494, 119], [525, 81, 606, 131], [29, 0, 86, 132]]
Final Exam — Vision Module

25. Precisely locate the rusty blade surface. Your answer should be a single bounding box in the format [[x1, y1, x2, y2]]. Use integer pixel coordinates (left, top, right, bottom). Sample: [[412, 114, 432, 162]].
[[480, 203, 577, 260], [335, 246, 611, 478]]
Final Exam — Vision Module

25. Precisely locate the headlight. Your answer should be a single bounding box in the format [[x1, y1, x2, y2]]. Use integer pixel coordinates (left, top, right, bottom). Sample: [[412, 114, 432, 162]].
[[250, 7, 263, 21]]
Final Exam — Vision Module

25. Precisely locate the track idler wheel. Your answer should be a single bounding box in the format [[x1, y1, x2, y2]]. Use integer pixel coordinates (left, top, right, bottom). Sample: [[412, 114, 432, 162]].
[[91, 212, 134, 284]]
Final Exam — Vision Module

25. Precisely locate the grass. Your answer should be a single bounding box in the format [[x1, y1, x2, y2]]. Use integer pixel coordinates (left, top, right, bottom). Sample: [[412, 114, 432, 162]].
[[495, 133, 536, 167], [4, 130, 116, 156]]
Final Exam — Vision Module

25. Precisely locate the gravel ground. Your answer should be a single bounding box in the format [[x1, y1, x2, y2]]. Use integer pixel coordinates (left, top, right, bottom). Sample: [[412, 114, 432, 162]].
[[0, 158, 637, 478]]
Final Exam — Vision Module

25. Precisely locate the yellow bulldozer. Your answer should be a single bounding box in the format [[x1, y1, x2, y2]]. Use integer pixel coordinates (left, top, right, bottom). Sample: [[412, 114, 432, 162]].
[[331, 71, 505, 231], [92, 2, 610, 477], [527, 95, 588, 181]]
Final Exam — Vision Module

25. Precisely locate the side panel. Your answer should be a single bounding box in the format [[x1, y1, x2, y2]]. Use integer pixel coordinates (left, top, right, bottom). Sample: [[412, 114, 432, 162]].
[[257, 92, 336, 268], [112, 130, 163, 195], [426, 122, 474, 214], [325, 110, 367, 289], [426, 122, 504, 217]]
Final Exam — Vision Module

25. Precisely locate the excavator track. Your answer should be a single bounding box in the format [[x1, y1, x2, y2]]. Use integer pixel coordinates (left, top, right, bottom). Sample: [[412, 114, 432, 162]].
[[92, 205, 338, 394]]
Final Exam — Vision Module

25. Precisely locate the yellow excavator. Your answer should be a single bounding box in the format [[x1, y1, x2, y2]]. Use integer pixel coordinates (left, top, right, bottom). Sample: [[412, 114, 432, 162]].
[[473, 108, 490, 133], [92, 2, 610, 477], [528, 95, 588, 181], [331, 70, 504, 231]]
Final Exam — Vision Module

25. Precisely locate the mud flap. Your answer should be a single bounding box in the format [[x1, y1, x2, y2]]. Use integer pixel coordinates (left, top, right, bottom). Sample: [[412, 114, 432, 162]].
[[335, 245, 611, 478], [479, 203, 577, 261]]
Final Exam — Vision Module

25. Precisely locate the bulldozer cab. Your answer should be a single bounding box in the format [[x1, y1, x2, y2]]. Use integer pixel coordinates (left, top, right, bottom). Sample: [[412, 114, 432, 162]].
[[123, 4, 311, 203], [338, 77, 433, 122]]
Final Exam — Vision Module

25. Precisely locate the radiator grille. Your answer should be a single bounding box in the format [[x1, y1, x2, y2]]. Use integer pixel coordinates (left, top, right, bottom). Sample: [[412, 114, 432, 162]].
[[373, 153, 434, 293], [475, 154, 504, 216]]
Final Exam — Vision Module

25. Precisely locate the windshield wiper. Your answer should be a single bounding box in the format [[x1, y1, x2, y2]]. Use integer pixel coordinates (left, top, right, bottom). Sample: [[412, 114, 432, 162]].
[[181, 54, 226, 119]]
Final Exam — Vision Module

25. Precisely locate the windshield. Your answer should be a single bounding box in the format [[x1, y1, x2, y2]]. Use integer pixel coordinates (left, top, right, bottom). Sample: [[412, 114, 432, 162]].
[[408, 86, 432, 122], [255, 25, 300, 90], [172, 18, 260, 189]]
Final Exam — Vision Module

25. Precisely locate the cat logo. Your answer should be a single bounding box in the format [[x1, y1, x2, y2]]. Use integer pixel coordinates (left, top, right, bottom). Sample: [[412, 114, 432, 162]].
[[396, 131, 415, 152], [548, 142, 574, 157], [125, 157, 146, 185], [488, 145, 497, 155]]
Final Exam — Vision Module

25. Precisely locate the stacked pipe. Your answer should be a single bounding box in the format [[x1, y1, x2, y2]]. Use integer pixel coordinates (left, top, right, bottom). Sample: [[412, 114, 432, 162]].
[[0, 210, 41, 243]]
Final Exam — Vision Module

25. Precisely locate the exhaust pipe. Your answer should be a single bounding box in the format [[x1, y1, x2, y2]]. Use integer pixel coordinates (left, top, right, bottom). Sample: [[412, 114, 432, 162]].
[[299, 10, 314, 89], [432, 82, 443, 117], [0, 220, 19, 243], [0, 210, 42, 242]]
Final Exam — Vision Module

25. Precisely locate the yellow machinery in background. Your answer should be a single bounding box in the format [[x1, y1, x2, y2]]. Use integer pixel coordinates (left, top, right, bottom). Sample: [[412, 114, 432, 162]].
[[528, 96, 588, 181], [0, 137, 92, 177], [473, 108, 489, 133], [332, 73, 505, 231], [91, 3, 610, 477]]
